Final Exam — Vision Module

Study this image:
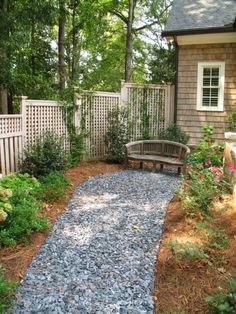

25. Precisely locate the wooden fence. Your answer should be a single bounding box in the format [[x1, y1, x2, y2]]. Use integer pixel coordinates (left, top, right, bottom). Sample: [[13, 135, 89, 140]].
[[76, 82, 175, 159], [0, 97, 69, 177], [0, 82, 174, 176]]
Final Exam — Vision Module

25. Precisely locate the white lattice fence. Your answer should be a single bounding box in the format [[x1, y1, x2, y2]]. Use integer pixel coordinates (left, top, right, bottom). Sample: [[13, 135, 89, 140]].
[[77, 92, 120, 159], [0, 115, 23, 177], [21, 98, 70, 150], [121, 82, 173, 140], [77, 83, 174, 159]]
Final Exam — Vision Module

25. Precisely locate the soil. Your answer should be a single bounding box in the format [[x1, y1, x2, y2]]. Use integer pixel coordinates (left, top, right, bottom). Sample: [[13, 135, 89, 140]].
[[1, 161, 235, 313]]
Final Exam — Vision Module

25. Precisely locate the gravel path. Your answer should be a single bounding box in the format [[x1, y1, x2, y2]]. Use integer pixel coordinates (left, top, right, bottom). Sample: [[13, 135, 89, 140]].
[[13, 170, 180, 314]]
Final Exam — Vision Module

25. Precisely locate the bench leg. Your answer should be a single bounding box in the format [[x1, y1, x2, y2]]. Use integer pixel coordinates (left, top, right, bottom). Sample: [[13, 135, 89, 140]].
[[140, 161, 143, 169], [160, 164, 164, 171], [178, 166, 181, 174], [124, 158, 128, 169], [153, 162, 156, 172]]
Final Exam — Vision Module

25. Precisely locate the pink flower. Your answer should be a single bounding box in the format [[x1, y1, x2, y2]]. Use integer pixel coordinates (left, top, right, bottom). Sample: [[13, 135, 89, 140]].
[[227, 163, 235, 173], [211, 166, 221, 173], [205, 160, 212, 166], [215, 175, 221, 182]]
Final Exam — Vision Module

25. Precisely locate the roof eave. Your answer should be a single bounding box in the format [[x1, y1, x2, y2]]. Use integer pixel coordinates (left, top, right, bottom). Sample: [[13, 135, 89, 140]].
[[162, 25, 235, 37]]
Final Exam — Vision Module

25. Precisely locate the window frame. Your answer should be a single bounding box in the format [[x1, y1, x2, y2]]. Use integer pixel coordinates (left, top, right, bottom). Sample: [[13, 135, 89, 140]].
[[196, 61, 225, 112]]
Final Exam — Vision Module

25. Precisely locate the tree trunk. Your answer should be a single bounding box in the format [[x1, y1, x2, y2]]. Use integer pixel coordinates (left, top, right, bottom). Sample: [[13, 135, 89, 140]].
[[71, 0, 77, 83], [0, 0, 8, 113], [58, 0, 66, 90], [125, 0, 136, 82]]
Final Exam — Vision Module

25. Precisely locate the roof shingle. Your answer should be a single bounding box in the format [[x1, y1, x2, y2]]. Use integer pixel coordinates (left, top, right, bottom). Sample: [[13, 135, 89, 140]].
[[163, 0, 236, 35]]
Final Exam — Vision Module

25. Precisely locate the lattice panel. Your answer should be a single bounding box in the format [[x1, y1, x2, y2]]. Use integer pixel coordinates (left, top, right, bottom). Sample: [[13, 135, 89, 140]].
[[0, 115, 22, 135], [80, 93, 120, 159], [25, 100, 70, 151], [126, 85, 167, 141]]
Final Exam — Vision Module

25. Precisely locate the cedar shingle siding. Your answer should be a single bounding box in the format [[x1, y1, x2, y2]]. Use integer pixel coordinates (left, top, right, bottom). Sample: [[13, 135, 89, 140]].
[[177, 43, 236, 144]]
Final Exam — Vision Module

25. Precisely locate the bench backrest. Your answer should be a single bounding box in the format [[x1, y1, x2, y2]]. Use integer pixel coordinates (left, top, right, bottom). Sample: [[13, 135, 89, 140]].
[[125, 140, 190, 160]]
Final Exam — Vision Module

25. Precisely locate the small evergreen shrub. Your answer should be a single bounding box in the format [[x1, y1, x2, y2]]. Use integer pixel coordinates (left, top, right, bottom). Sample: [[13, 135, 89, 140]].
[[205, 275, 236, 313], [104, 108, 130, 163], [158, 124, 190, 144], [39, 171, 70, 203], [0, 174, 48, 247], [20, 131, 68, 177], [0, 266, 17, 313]]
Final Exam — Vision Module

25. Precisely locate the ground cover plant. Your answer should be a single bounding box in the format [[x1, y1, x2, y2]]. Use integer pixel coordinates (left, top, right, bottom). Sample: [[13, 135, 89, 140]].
[[155, 125, 236, 313], [0, 265, 17, 313]]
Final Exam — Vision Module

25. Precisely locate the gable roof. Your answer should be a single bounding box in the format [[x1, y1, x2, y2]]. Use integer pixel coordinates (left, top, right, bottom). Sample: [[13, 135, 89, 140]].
[[162, 0, 236, 36]]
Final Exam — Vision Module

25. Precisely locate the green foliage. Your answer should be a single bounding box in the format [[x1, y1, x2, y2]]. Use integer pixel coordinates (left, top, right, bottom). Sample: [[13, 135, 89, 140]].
[[187, 125, 224, 167], [0, 266, 17, 313], [0, 188, 13, 222], [179, 167, 219, 214], [205, 274, 236, 313], [0, 174, 48, 247], [205, 228, 229, 250], [158, 124, 190, 144], [20, 131, 68, 177], [39, 171, 70, 203], [227, 105, 236, 131], [104, 107, 130, 163], [168, 240, 209, 260]]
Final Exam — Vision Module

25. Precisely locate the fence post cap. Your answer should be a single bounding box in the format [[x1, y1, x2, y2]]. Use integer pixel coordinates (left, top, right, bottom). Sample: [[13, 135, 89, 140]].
[[19, 96, 28, 100]]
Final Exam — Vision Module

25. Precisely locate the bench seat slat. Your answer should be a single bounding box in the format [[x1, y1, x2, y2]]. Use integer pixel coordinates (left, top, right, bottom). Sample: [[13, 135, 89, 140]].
[[128, 154, 184, 166]]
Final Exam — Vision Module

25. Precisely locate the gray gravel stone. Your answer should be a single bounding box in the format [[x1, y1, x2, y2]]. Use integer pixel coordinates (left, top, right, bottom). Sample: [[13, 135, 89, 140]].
[[12, 169, 180, 314]]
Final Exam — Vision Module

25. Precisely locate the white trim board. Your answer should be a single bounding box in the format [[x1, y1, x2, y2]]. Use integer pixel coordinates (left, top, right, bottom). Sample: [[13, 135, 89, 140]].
[[167, 32, 236, 45]]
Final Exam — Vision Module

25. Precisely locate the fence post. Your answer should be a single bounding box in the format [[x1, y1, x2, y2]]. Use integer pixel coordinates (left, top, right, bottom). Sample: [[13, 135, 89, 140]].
[[120, 80, 128, 107], [164, 84, 175, 127], [74, 93, 82, 132], [19, 96, 28, 151]]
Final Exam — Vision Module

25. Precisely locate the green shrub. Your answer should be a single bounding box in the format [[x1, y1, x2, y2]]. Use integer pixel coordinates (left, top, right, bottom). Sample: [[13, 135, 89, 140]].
[[187, 125, 224, 167], [158, 124, 190, 144], [104, 107, 130, 163], [39, 171, 70, 203], [0, 174, 48, 247], [0, 266, 17, 313], [168, 240, 209, 260], [205, 275, 236, 313], [20, 131, 68, 177]]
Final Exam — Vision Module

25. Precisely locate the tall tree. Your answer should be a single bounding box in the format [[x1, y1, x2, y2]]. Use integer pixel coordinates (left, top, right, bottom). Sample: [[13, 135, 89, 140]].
[[58, 0, 66, 90]]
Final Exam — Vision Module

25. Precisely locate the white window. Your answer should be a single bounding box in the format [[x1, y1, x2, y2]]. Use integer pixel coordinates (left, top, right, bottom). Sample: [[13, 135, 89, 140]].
[[197, 62, 225, 111]]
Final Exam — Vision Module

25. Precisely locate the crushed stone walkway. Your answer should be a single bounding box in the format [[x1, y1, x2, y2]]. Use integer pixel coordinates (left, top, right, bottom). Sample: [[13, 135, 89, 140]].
[[12, 170, 180, 314]]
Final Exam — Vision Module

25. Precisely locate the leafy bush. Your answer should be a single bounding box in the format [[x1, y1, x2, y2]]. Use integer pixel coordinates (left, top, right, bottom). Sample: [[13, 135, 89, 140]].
[[104, 107, 130, 163], [0, 266, 17, 313], [205, 275, 236, 313], [0, 188, 13, 222], [39, 171, 70, 203], [168, 240, 209, 260], [187, 125, 224, 167], [158, 124, 190, 144], [0, 174, 48, 247], [20, 131, 68, 177]]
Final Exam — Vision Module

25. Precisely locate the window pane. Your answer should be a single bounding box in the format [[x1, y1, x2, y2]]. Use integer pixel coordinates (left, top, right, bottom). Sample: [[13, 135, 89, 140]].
[[203, 88, 211, 97], [211, 77, 219, 86], [212, 68, 219, 76], [203, 77, 211, 86], [202, 97, 210, 106], [211, 88, 219, 97], [203, 68, 211, 76], [211, 98, 218, 106]]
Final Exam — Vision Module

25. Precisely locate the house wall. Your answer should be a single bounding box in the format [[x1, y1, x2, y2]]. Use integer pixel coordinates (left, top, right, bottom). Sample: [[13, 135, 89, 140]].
[[177, 43, 236, 144]]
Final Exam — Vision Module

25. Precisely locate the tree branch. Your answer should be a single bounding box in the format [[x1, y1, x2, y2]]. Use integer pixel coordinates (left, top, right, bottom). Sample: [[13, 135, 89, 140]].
[[109, 9, 128, 24]]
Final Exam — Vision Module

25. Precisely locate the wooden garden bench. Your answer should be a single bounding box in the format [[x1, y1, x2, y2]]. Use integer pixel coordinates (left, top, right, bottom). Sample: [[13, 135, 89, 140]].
[[124, 140, 190, 173]]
